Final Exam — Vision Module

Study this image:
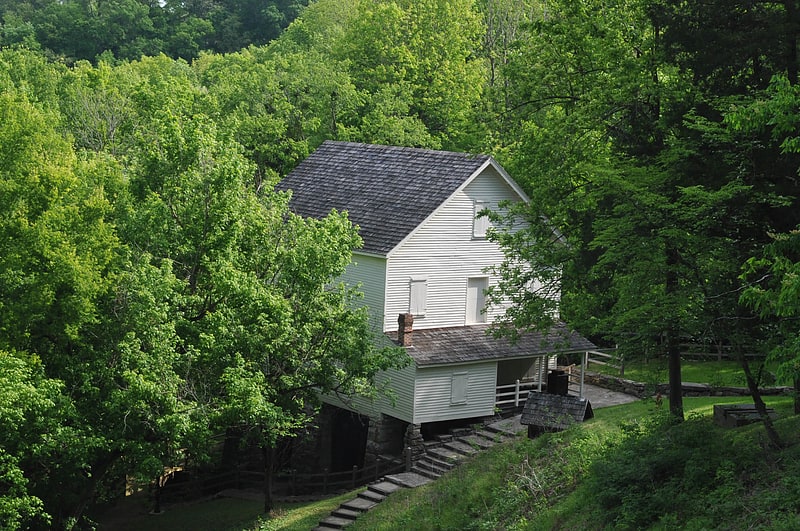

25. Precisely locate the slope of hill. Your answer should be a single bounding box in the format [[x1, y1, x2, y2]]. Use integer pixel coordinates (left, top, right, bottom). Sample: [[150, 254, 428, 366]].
[[347, 396, 799, 530]]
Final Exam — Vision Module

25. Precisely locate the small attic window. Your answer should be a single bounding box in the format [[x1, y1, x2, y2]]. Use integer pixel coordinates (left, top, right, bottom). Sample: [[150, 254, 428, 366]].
[[473, 201, 490, 238]]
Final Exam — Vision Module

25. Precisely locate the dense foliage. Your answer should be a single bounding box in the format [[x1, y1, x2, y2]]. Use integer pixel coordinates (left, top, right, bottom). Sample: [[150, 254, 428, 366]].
[[483, 0, 800, 421], [2, 0, 800, 527], [0, 0, 309, 61]]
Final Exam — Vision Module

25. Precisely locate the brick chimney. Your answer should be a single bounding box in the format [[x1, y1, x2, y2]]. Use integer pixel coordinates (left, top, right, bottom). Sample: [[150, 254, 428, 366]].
[[398, 313, 414, 347]]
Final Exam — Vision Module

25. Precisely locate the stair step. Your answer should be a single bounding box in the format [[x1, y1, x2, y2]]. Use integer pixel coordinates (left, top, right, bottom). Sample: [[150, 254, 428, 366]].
[[411, 466, 441, 480], [434, 433, 454, 443], [444, 440, 478, 456], [341, 496, 378, 513], [450, 427, 473, 437], [422, 440, 442, 450], [460, 434, 495, 450], [313, 526, 340, 531], [476, 429, 509, 444], [384, 471, 433, 488], [331, 507, 361, 520], [427, 446, 464, 463], [369, 481, 402, 496], [358, 489, 386, 503], [415, 459, 451, 476], [318, 515, 353, 529], [421, 453, 456, 468], [484, 421, 520, 437]]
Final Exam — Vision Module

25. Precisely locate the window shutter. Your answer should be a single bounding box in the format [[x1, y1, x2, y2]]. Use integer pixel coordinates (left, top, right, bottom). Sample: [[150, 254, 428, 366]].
[[473, 201, 490, 238], [451, 372, 468, 404], [409, 278, 427, 316]]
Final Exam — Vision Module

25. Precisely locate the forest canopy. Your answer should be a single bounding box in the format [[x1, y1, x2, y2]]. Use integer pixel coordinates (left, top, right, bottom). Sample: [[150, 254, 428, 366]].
[[2, 0, 800, 528]]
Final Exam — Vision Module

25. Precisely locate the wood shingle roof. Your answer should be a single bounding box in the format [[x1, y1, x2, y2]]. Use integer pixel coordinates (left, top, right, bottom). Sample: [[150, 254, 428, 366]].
[[389, 322, 597, 367], [276, 141, 492, 255], [520, 393, 594, 431]]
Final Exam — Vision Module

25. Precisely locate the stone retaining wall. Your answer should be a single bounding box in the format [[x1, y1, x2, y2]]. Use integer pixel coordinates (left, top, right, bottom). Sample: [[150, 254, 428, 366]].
[[585, 371, 793, 399]]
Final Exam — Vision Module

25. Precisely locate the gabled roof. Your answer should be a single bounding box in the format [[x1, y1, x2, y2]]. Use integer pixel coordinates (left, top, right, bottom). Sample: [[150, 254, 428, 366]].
[[389, 322, 597, 367], [276, 141, 502, 256], [520, 393, 594, 431]]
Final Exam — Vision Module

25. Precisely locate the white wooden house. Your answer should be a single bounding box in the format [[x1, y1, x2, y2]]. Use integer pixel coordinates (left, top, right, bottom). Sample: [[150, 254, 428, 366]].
[[277, 141, 594, 464]]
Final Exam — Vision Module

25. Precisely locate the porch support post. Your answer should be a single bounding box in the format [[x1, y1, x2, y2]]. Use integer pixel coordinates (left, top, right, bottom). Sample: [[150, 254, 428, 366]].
[[580, 351, 587, 399], [538, 355, 545, 392]]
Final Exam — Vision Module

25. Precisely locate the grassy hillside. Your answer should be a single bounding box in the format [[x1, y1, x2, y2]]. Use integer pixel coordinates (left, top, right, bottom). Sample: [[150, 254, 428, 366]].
[[348, 396, 799, 530]]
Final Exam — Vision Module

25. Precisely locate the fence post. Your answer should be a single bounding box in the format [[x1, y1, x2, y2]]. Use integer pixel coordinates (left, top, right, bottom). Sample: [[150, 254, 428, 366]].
[[405, 446, 412, 472], [514, 379, 521, 407], [352, 465, 358, 489]]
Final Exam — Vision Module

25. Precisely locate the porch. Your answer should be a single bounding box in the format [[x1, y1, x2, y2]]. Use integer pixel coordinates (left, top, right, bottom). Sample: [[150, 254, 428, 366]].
[[494, 353, 591, 410]]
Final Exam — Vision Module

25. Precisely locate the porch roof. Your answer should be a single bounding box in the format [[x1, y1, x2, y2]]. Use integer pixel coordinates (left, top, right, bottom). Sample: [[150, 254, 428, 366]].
[[390, 322, 596, 367]]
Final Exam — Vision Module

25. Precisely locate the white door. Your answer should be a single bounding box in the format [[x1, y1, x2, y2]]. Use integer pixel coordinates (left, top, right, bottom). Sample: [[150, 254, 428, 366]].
[[466, 277, 488, 324]]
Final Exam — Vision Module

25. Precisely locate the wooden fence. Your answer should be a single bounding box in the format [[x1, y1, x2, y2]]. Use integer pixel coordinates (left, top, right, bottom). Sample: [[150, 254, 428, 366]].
[[156, 454, 406, 503], [587, 349, 624, 375], [586, 344, 765, 378]]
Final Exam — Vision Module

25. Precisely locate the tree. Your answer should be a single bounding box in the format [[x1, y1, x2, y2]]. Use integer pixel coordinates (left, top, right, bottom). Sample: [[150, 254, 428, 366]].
[[0, 351, 66, 530], [485, 0, 696, 417], [734, 74, 800, 419], [123, 109, 407, 510], [485, 0, 798, 422], [338, 0, 485, 149]]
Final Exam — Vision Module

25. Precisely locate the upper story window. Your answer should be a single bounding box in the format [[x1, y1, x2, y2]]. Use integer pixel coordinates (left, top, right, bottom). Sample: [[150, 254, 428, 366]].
[[409, 277, 427, 316], [473, 200, 490, 239]]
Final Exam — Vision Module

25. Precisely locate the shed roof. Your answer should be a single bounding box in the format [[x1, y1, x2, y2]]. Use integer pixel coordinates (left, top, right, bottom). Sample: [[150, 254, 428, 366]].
[[276, 141, 494, 255], [390, 322, 596, 367], [520, 393, 594, 431]]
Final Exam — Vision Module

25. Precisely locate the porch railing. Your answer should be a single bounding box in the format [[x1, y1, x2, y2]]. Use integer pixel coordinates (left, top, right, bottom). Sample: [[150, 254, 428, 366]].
[[495, 380, 539, 409]]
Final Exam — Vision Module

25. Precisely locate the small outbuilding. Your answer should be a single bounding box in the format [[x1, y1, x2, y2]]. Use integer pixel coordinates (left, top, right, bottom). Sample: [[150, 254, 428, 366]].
[[520, 392, 594, 438]]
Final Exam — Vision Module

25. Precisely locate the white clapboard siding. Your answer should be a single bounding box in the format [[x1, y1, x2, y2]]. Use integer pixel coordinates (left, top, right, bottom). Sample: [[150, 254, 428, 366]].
[[412, 362, 498, 424], [321, 362, 417, 423], [383, 168, 525, 331], [339, 253, 387, 333]]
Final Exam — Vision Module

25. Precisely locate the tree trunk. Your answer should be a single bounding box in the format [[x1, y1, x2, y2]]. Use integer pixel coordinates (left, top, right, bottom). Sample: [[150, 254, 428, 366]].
[[665, 246, 684, 420], [741, 356, 783, 448], [63, 450, 122, 530], [666, 329, 684, 419], [262, 445, 274, 514], [785, 0, 799, 86]]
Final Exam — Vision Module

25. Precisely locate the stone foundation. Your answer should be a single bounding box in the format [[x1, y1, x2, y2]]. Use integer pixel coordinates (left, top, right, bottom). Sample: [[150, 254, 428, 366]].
[[364, 414, 408, 464], [404, 423, 426, 464]]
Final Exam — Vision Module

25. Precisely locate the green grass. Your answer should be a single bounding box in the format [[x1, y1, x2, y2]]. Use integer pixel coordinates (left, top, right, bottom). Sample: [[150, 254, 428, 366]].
[[94, 489, 360, 531], [348, 395, 798, 530], [595, 359, 786, 387]]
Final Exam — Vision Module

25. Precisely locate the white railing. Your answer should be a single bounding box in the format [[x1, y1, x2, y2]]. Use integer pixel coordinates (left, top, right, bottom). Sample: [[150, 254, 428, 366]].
[[495, 380, 539, 408]]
